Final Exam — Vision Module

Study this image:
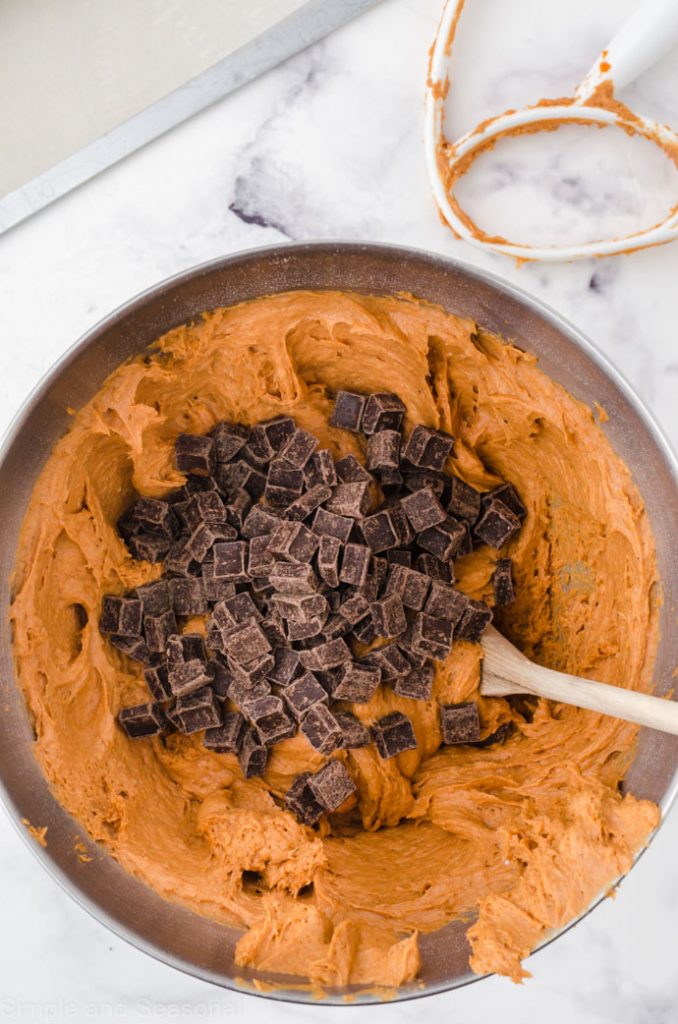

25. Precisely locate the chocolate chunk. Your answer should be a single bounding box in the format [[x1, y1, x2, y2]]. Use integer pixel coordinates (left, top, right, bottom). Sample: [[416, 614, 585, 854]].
[[410, 613, 454, 660], [100, 595, 143, 636], [360, 508, 401, 553], [481, 483, 526, 520], [317, 534, 342, 588], [322, 613, 353, 640], [402, 470, 447, 499], [257, 415, 296, 453], [447, 476, 481, 522], [401, 487, 446, 533], [209, 658, 235, 700], [388, 549, 412, 569], [440, 702, 481, 744], [239, 725, 268, 777], [144, 663, 173, 702], [286, 616, 326, 641], [394, 664, 434, 701], [268, 562, 318, 594], [334, 711, 370, 748], [271, 592, 328, 623], [331, 661, 381, 702], [213, 540, 248, 580], [371, 711, 417, 759], [299, 637, 352, 672], [279, 428, 317, 469], [135, 580, 171, 617], [229, 676, 271, 708], [339, 543, 371, 586], [168, 577, 208, 616], [221, 619, 271, 664], [402, 425, 454, 470], [424, 583, 469, 625], [267, 647, 302, 687], [246, 424, 277, 466], [118, 702, 166, 738], [414, 553, 452, 583], [224, 490, 252, 531], [167, 633, 207, 665], [283, 672, 328, 721], [330, 391, 367, 432], [108, 634, 154, 664], [175, 434, 215, 475], [179, 491, 228, 530], [241, 504, 281, 539], [312, 506, 354, 543], [455, 522, 473, 558], [300, 703, 343, 754], [124, 497, 179, 538], [210, 422, 248, 463], [201, 561, 237, 603], [284, 484, 333, 522], [124, 531, 170, 561], [218, 460, 266, 501], [185, 522, 237, 562], [456, 600, 493, 642], [269, 520, 319, 564], [385, 564, 431, 610], [242, 695, 295, 745], [474, 500, 521, 550], [307, 759, 356, 811], [174, 687, 222, 733], [370, 593, 407, 639], [144, 610, 178, 653], [204, 711, 246, 753], [361, 393, 406, 435], [418, 516, 466, 561], [366, 430, 401, 472], [247, 534, 275, 576], [339, 592, 370, 625], [324, 481, 371, 517], [351, 615, 377, 644], [285, 772, 325, 826], [163, 539, 200, 577], [305, 449, 338, 488], [167, 658, 213, 697], [221, 591, 262, 624], [335, 454, 371, 483], [265, 460, 305, 506], [363, 642, 411, 681], [261, 613, 286, 647]]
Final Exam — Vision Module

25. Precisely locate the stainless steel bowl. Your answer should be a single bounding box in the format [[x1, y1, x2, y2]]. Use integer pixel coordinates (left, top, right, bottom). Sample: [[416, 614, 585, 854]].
[[1, 243, 677, 1004]]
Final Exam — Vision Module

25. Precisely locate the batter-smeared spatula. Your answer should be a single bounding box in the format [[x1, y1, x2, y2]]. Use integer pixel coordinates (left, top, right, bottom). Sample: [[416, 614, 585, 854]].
[[480, 626, 678, 736]]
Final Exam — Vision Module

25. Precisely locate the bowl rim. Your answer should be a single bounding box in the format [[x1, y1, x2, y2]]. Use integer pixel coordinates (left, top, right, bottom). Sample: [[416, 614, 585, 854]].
[[1, 240, 677, 1004]]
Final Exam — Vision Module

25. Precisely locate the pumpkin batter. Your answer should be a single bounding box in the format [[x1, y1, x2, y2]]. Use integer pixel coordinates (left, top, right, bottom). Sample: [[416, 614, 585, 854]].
[[10, 290, 660, 990]]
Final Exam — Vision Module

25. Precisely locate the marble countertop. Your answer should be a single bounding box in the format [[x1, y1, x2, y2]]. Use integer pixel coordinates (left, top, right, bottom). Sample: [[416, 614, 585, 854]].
[[1, 0, 677, 1020]]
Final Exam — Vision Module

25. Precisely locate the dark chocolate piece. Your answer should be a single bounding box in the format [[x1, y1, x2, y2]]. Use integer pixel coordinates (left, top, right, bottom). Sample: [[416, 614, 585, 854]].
[[242, 695, 295, 745], [305, 449, 338, 489], [361, 393, 406, 435], [299, 637, 352, 671], [144, 610, 178, 653], [474, 499, 521, 550], [307, 759, 356, 811], [455, 600, 493, 642], [168, 577, 208, 616], [440, 702, 481, 744], [385, 564, 431, 610], [201, 561, 237, 603], [286, 616, 326, 641], [229, 676, 271, 708], [204, 711, 247, 753], [179, 491, 228, 529], [265, 460, 305, 505], [230, 653, 275, 686], [414, 553, 452, 583], [402, 424, 454, 470], [284, 484, 333, 522], [100, 595, 143, 637], [335, 454, 371, 483], [330, 391, 366, 432], [268, 520, 319, 564], [402, 470, 446, 499], [334, 711, 370, 748], [224, 490, 252, 531], [299, 703, 343, 754], [209, 658, 235, 700], [410, 613, 454, 660], [221, 619, 271, 664], [118, 702, 166, 738], [144, 663, 173, 702], [167, 657, 213, 697], [424, 583, 469, 626], [247, 534, 275, 576], [366, 430, 401, 472], [401, 487, 446, 532], [174, 687, 222, 733], [222, 591, 262, 624], [376, 467, 404, 493], [279, 428, 317, 469], [332, 661, 380, 702], [239, 725, 268, 777], [371, 711, 417, 759], [394, 664, 434, 701], [123, 496, 178, 538], [267, 647, 302, 687], [481, 483, 526, 520], [163, 539, 200, 577], [339, 592, 370, 625], [284, 672, 328, 721], [338, 543, 370, 587], [257, 415, 296, 453], [271, 592, 328, 623], [312, 506, 354, 543], [360, 508, 401, 553], [175, 434, 215, 475], [241, 504, 281, 539], [324, 481, 372, 518], [268, 562, 318, 594], [317, 534, 342, 588], [447, 476, 481, 522], [135, 580, 171, 617], [213, 540, 248, 580], [210, 422, 248, 463], [108, 633, 154, 664], [351, 614, 377, 644], [185, 522, 236, 562], [285, 772, 325, 826], [370, 593, 407, 639], [363, 642, 411, 681], [418, 516, 466, 561], [246, 424, 277, 466]]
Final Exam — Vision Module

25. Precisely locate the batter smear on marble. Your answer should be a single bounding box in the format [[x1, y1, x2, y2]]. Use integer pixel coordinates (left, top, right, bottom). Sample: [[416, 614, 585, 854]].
[[10, 290, 660, 989]]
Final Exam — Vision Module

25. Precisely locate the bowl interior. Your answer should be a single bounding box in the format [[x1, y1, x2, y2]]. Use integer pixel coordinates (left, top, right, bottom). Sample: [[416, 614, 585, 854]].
[[1, 243, 677, 1004]]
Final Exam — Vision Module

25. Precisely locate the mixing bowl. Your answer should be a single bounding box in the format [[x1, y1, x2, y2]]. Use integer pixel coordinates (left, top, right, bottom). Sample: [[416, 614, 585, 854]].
[[1, 242, 677, 1003]]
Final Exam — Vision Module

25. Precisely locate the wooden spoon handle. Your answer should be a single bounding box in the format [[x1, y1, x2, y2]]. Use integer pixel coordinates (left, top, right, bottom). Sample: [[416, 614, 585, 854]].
[[481, 626, 678, 736]]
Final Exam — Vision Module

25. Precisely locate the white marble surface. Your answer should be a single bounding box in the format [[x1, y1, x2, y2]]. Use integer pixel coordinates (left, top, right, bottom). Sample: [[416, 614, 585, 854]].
[[1, 0, 677, 1020]]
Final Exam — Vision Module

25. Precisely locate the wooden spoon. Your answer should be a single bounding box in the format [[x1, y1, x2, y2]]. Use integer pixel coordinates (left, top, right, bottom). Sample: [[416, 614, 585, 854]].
[[480, 625, 678, 736]]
